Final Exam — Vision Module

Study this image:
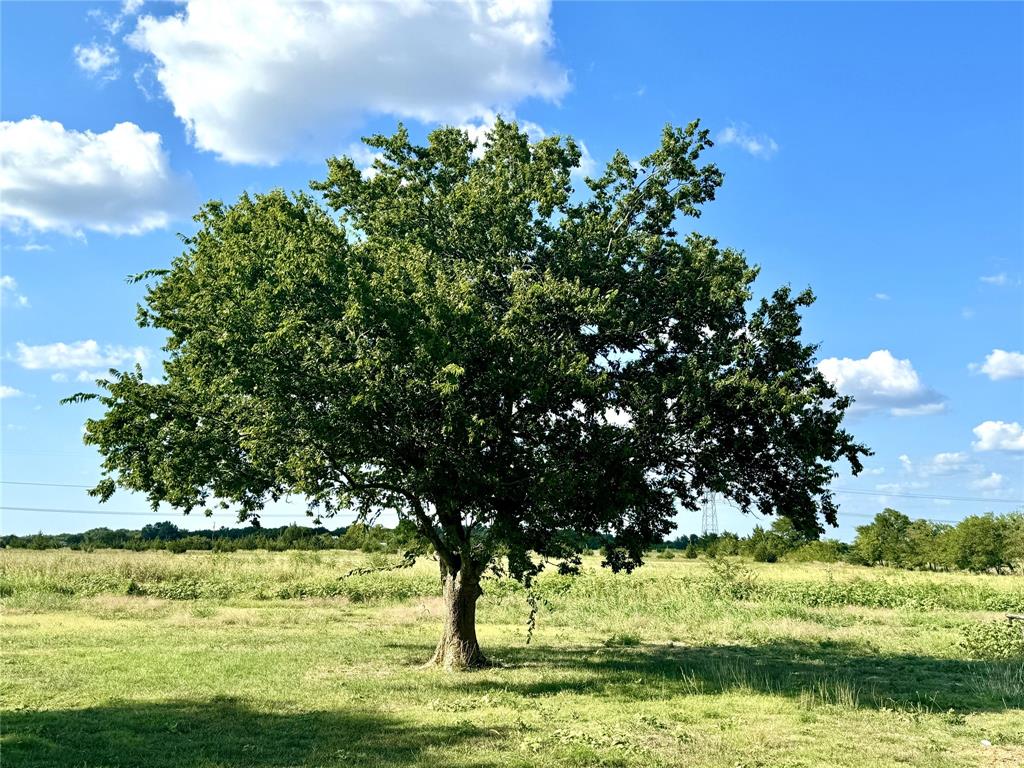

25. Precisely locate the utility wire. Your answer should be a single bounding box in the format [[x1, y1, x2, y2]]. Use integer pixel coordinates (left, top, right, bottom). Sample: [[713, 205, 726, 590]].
[[0, 505, 360, 521], [832, 487, 1023, 505], [2, 480, 93, 489], [5, 479, 1021, 506]]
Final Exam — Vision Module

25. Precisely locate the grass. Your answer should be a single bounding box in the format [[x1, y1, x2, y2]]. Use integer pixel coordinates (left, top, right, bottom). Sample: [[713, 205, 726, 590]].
[[2, 549, 1023, 767]]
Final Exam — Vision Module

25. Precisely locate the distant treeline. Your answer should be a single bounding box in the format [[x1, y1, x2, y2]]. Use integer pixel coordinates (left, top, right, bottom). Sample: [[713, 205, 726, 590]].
[[663, 508, 1023, 573], [4, 508, 1022, 573], [0, 519, 425, 554]]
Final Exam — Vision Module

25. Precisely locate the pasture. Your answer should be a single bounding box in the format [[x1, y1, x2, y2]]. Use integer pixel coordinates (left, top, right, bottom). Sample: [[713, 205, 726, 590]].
[[2, 549, 1022, 767]]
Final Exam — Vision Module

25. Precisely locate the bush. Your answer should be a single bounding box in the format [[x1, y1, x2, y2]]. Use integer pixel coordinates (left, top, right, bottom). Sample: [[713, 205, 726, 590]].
[[959, 620, 1024, 660]]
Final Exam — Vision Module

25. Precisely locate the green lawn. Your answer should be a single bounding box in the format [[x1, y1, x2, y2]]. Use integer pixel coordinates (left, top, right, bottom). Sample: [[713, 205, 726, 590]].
[[2, 550, 1022, 767]]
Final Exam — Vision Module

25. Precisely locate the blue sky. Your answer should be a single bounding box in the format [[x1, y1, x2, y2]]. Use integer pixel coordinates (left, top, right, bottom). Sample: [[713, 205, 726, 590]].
[[1, 1, 1021, 538]]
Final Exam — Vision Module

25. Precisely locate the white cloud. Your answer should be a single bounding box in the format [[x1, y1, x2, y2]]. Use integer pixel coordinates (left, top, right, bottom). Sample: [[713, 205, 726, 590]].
[[13, 340, 149, 370], [76, 370, 116, 383], [971, 472, 1005, 491], [980, 273, 1008, 286], [971, 349, 1024, 381], [875, 481, 928, 493], [716, 123, 779, 159], [74, 42, 119, 80], [817, 349, 945, 417], [862, 466, 885, 476], [895, 450, 983, 482], [87, 0, 146, 36], [345, 143, 386, 180], [0, 385, 23, 399], [972, 420, 1024, 452], [455, 111, 595, 178], [128, 0, 569, 165], [0, 275, 29, 308], [890, 402, 947, 417], [50, 373, 69, 383], [0, 117, 190, 236], [874, 293, 890, 301], [919, 451, 972, 477]]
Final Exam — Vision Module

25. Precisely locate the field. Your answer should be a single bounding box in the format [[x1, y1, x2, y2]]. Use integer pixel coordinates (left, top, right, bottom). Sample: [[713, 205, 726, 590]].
[[2, 549, 1023, 768]]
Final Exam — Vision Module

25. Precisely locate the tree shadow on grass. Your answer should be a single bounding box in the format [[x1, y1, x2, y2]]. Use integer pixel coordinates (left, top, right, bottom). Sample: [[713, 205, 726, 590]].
[[406, 638, 1024, 713], [1, 697, 507, 768]]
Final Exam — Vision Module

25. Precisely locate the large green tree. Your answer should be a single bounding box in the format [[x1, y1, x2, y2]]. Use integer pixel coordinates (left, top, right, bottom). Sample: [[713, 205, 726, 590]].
[[73, 119, 868, 668]]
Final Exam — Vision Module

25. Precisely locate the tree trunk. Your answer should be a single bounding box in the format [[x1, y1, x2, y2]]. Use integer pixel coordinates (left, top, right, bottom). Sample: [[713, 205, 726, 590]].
[[427, 564, 488, 670]]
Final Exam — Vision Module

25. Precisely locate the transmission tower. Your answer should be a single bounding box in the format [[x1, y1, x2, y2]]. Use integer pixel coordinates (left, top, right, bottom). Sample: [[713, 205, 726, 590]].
[[700, 493, 719, 536]]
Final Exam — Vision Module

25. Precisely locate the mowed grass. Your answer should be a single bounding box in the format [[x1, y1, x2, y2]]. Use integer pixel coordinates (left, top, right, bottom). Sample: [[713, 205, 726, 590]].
[[2, 550, 1023, 767]]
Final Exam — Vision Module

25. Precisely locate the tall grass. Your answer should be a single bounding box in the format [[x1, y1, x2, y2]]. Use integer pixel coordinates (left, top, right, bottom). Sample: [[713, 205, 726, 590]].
[[2, 549, 1021, 613]]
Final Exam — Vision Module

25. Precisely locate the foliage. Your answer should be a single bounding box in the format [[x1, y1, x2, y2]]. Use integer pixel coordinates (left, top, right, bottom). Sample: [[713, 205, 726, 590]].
[[849, 508, 913, 567], [959, 620, 1024, 660], [69, 119, 866, 606]]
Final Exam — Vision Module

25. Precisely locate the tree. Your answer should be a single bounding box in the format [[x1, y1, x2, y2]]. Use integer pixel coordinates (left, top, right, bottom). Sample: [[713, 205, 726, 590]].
[[71, 119, 868, 668], [950, 513, 1012, 573], [851, 508, 913, 567]]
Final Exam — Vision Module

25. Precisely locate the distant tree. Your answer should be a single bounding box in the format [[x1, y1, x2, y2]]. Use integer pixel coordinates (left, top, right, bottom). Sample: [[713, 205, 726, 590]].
[[141, 521, 183, 541], [851, 508, 912, 567], [950, 513, 1012, 573], [770, 517, 819, 547], [904, 519, 953, 570], [1004, 511, 1024, 567], [70, 119, 867, 668], [784, 539, 848, 563]]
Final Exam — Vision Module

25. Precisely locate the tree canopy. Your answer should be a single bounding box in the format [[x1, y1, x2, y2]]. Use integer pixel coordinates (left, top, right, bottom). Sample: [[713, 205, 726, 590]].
[[73, 119, 868, 666]]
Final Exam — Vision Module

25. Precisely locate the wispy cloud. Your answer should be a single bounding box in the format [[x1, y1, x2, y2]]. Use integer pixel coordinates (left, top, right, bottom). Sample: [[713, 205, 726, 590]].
[[979, 273, 1019, 287], [716, 123, 779, 159], [73, 42, 119, 81], [0, 275, 29, 308], [13, 339, 149, 370]]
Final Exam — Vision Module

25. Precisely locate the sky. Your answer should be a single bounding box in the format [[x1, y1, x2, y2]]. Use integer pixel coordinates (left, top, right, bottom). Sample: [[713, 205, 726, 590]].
[[1, 1, 1022, 539]]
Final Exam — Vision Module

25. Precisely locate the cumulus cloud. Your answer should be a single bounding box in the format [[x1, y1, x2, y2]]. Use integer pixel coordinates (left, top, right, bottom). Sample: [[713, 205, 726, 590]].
[[74, 42, 119, 80], [127, 0, 569, 165], [13, 340, 149, 370], [0, 117, 191, 236], [716, 123, 779, 159], [972, 421, 1024, 452], [0, 385, 23, 399], [817, 350, 945, 417], [971, 472, 1005, 491], [919, 451, 970, 476], [0, 275, 29, 308], [970, 349, 1024, 381]]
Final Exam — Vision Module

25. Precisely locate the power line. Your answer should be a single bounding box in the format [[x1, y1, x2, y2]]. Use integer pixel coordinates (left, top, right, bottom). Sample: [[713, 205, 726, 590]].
[[0, 505, 360, 521], [2, 480, 93, 489], [8, 478, 1020, 506], [832, 488, 1024, 505]]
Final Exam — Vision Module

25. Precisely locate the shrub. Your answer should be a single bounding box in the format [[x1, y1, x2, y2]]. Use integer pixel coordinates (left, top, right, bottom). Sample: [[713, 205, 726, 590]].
[[959, 620, 1024, 660]]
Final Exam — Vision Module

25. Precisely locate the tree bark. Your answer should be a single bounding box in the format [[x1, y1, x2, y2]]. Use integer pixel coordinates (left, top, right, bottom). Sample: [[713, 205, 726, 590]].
[[427, 564, 488, 670]]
